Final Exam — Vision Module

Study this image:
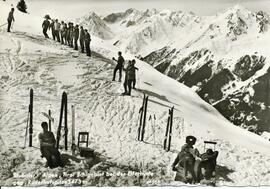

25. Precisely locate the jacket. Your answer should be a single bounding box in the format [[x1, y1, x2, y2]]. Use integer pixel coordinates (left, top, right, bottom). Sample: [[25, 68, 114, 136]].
[[84, 32, 91, 44], [7, 11, 14, 22]]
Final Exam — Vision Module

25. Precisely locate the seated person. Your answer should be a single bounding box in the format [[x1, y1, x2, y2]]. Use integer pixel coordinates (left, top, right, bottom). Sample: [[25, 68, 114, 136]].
[[199, 149, 218, 180], [39, 122, 64, 168], [172, 135, 201, 184]]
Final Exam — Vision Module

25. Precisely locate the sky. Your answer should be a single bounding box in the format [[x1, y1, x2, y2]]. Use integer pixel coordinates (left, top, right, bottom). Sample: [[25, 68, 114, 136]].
[[14, 0, 270, 20]]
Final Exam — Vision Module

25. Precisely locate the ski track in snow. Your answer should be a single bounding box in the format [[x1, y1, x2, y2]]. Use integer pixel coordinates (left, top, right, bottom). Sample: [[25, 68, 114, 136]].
[[0, 29, 270, 186]]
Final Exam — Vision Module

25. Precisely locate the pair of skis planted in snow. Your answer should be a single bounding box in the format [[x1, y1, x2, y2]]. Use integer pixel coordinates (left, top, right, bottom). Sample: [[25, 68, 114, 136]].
[[164, 106, 174, 151], [137, 94, 149, 141]]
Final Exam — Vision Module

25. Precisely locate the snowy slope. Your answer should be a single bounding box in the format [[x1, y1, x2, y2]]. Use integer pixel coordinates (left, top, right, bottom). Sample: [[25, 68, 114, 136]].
[[1, 1, 270, 187]]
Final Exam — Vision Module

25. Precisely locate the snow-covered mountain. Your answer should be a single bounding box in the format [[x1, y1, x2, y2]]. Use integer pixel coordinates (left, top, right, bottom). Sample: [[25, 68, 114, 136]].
[[76, 5, 270, 134], [1, 0, 270, 186], [141, 5, 270, 134], [76, 12, 114, 40], [105, 9, 200, 56]]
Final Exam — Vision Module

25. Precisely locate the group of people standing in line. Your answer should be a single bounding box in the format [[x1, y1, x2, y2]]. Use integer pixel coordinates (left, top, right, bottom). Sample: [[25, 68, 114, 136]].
[[42, 15, 91, 57], [8, 10, 139, 96]]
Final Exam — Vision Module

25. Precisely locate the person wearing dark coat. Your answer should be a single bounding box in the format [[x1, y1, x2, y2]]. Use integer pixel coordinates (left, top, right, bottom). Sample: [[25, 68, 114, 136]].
[[112, 51, 125, 82], [79, 26, 85, 53], [122, 60, 138, 95], [172, 136, 201, 184], [7, 8, 15, 32], [62, 23, 68, 45], [130, 59, 138, 89], [50, 20, 55, 40], [84, 29, 91, 57], [69, 23, 74, 47], [73, 25, 79, 50], [42, 17, 50, 38], [38, 122, 64, 169]]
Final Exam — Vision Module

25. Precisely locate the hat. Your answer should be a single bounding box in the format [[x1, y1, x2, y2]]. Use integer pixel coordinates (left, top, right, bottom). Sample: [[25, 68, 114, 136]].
[[44, 14, 51, 19], [186, 135, 197, 145]]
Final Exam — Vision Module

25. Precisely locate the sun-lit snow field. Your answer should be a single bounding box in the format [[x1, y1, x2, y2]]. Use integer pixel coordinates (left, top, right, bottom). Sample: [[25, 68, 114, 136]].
[[1, 0, 270, 186]]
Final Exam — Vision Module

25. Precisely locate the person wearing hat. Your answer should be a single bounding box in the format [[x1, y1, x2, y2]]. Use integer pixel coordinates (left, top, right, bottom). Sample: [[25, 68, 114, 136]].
[[171, 135, 201, 183], [38, 122, 64, 168], [7, 8, 15, 32], [42, 15, 51, 38]]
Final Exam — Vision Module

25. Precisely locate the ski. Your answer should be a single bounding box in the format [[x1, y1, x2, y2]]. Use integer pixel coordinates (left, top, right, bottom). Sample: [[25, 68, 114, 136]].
[[71, 105, 76, 155], [164, 106, 174, 151], [29, 89, 33, 147], [137, 94, 145, 141], [167, 107, 174, 151], [163, 110, 170, 150], [141, 95, 148, 141], [56, 92, 68, 150]]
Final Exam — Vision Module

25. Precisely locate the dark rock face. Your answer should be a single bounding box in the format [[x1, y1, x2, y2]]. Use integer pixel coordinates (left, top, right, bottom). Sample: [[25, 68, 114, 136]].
[[233, 55, 265, 81], [142, 47, 176, 71], [143, 46, 270, 134], [179, 61, 213, 87], [103, 9, 135, 23], [198, 69, 235, 101], [253, 68, 270, 103]]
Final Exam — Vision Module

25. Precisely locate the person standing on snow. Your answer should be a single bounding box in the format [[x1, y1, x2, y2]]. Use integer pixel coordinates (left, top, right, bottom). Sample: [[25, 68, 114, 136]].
[[66, 22, 70, 46], [69, 23, 74, 47], [84, 29, 91, 57], [60, 21, 65, 44], [7, 8, 15, 32], [38, 122, 64, 169], [73, 24, 79, 50], [122, 60, 138, 95], [50, 19, 55, 40], [130, 59, 138, 89], [79, 26, 85, 53], [42, 15, 51, 38], [54, 19, 61, 42], [112, 51, 125, 82], [62, 23, 68, 45]]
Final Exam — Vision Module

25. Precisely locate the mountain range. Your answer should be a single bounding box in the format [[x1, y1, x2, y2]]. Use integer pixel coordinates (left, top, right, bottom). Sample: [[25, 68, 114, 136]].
[[77, 5, 270, 135]]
